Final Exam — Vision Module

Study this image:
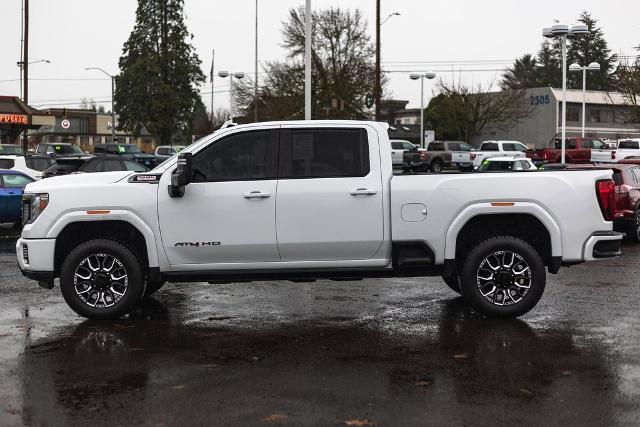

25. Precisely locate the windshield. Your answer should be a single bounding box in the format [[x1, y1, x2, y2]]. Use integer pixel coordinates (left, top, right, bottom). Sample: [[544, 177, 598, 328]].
[[0, 145, 24, 155], [479, 160, 514, 171], [53, 144, 84, 155], [116, 144, 141, 154]]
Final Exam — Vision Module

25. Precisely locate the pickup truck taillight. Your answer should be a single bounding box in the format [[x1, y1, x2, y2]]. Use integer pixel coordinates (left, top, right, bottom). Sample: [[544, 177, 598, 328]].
[[596, 179, 616, 221], [470, 153, 476, 161], [420, 152, 427, 160], [611, 151, 616, 160]]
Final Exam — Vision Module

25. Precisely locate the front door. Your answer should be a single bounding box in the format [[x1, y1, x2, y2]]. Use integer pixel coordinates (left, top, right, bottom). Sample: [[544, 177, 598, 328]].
[[275, 126, 384, 262], [157, 129, 280, 267]]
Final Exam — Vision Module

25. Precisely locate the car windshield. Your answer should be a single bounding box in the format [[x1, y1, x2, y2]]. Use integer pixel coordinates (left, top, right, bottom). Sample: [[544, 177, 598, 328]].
[[116, 144, 141, 154], [479, 160, 514, 171], [0, 145, 24, 155], [53, 145, 84, 155]]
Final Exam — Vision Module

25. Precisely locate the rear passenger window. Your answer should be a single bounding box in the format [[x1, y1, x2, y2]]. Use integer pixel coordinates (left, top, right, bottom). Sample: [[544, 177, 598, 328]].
[[192, 130, 278, 182], [428, 143, 445, 151], [0, 159, 15, 169], [481, 142, 499, 151], [281, 129, 369, 179], [391, 142, 403, 149], [447, 143, 460, 151], [619, 140, 639, 149], [83, 160, 103, 172], [102, 159, 123, 172]]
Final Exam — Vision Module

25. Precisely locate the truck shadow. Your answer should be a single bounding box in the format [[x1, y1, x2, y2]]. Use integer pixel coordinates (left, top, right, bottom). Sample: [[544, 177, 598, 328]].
[[18, 297, 624, 426]]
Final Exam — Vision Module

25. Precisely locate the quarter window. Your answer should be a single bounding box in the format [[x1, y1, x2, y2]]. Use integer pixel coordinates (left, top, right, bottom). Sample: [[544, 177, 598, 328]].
[[280, 128, 369, 178], [192, 130, 278, 182], [1, 174, 33, 188]]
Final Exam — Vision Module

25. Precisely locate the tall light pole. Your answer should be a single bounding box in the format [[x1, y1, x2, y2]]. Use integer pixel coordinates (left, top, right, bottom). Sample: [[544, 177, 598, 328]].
[[218, 71, 245, 120], [210, 50, 215, 128], [304, 0, 312, 120], [374, 0, 380, 120], [542, 20, 588, 164], [569, 62, 601, 137], [410, 72, 436, 148], [17, 59, 50, 101], [85, 67, 116, 144], [254, 0, 259, 122]]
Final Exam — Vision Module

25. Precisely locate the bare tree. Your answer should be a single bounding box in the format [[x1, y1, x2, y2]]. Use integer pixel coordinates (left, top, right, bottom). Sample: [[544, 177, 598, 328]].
[[431, 79, 534, 143], [613, 58, 640, 124]]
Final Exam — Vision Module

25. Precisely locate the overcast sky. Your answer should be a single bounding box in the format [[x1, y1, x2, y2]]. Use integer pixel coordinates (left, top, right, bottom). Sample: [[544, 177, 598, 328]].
[[1, 0, 639, 113]]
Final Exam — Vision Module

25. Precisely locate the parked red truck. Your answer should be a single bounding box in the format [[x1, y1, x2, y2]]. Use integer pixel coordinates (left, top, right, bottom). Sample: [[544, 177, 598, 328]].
[[527, 137, 608, 165]]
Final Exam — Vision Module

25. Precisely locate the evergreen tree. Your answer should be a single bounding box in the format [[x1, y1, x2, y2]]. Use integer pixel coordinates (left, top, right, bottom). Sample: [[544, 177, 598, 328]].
[[535, 40, 562, 88], [567, 11, 617, 90], [115, 0, 205, 145], [500, 54, 539, 90]]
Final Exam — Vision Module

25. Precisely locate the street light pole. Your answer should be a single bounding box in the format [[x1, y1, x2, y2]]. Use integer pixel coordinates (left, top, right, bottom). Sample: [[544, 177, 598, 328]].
[[218, 71, 245, 120], [410, 72, 436, 148], [254, 0, 259, 122], [85, 67, 116, 144], [374, 0, 380, 121], [543, 20, 588, 164], [304, 0, 312, 120], [570, 62, 601, 137]]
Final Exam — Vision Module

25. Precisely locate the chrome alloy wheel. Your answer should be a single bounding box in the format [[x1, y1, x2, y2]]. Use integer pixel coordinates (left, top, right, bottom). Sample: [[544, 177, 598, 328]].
[[73, 253, 128, 308], [476, 250, 531, 306]]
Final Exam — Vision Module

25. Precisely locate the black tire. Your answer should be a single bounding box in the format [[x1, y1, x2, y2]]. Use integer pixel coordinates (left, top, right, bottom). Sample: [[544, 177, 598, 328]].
[[459, 236, 546, 318], [144, 280, 166, 297], [442, 275, 462, 294], [60, 239, 145, 320], [430, 159, 443, 173], [629, 208, 640, 243]]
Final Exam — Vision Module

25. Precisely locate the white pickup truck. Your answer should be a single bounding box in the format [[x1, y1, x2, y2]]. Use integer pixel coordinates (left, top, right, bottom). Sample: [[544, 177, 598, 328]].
[[591, 138, 640, 163], [17, 121, 622, 320], [472, 140, 528, 169]]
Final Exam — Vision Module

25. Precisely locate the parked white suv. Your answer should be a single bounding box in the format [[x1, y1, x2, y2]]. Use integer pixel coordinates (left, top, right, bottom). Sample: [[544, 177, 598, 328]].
[[0, 155, 53, 180], [473, 140, 528, 169], [17, 121, 622, 320]]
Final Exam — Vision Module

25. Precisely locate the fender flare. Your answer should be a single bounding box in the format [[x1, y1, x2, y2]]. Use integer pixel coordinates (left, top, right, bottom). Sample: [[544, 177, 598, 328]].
[[444, 202, 562, 260], [46, 209, 160, 268]]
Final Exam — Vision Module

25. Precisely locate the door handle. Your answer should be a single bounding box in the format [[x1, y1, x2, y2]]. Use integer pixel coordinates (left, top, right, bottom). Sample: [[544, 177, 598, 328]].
[[350, 188, 377, 196], [243, 191, 271, 199]]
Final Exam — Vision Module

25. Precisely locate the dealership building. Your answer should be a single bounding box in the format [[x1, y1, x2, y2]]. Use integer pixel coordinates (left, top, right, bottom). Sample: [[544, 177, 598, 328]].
[[474, 87, 640, 147]]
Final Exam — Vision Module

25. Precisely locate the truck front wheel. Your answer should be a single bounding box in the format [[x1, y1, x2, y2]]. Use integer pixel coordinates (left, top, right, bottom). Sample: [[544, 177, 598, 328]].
[[60, 239, 145, 320], [459, 236, 545, 318]]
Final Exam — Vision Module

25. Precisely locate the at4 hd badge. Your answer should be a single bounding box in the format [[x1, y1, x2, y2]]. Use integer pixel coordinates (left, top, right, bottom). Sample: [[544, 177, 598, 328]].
[[175, 241, 221, 247]]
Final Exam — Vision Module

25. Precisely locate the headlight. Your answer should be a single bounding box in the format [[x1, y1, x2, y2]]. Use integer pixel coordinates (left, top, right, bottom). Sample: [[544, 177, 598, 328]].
[[22, 193, 49, 225]]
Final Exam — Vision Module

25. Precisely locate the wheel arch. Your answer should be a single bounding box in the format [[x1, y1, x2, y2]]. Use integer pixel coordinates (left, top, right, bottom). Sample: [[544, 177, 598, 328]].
[[445, 203, 561, 269], [50, 212, 159, 275]]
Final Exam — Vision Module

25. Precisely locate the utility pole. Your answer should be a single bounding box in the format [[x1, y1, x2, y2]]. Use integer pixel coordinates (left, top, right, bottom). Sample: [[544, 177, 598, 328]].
[[254, 0, 259, 122], [304, 0, 312, 120], [22, 0, 29, 151], [374, 0, 381, 121]]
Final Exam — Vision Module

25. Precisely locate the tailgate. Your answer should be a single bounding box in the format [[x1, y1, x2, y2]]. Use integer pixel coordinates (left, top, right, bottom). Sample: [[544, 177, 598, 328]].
[[591, 149, 614, 163]]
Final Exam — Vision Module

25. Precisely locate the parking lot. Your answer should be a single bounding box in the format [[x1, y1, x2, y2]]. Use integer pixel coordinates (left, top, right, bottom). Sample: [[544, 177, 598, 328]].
[[0, 231, 639, 426]]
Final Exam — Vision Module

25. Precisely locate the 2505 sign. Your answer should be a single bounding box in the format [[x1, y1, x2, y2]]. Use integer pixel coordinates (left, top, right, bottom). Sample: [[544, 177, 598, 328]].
[[529, 95, 550, 106]]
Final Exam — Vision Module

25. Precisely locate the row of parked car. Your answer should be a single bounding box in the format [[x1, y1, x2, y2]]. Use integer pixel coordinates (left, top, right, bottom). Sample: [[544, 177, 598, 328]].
[[0, 142, 184, 226]]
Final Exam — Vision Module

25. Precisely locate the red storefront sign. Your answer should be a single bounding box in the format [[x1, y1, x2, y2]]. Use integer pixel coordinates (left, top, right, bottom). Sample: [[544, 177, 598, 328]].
[[0, 114, 28, 125]]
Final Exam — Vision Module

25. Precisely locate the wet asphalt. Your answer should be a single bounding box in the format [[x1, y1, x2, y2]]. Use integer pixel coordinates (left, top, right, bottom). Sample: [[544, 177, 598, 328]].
[[0, 233, 639, 427]]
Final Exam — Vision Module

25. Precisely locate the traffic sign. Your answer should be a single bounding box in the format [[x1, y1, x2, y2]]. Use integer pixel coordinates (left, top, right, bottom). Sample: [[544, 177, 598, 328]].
[[61, 119, 71, 129]]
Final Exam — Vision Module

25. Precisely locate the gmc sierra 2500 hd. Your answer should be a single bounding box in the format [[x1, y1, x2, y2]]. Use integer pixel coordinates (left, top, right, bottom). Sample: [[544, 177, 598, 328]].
[[17, 121, 622, 320]]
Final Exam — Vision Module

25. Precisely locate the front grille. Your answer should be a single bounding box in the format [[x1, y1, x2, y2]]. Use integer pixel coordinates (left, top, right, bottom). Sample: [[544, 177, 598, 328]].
[[22, 244, 29, 264]]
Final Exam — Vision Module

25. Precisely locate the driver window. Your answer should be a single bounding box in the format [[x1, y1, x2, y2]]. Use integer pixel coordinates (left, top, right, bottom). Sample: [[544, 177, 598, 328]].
[[191, 130, 278, 182]]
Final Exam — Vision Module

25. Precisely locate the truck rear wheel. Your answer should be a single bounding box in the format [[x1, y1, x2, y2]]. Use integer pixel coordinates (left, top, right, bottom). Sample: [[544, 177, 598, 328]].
[[459, 236, 545, 318], [60, 239, 145, 320], [430, 159, 443, 173]]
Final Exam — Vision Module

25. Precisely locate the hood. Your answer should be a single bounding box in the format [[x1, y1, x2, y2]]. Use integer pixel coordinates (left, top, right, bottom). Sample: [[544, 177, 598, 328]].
[[24, 171, 132, 193]]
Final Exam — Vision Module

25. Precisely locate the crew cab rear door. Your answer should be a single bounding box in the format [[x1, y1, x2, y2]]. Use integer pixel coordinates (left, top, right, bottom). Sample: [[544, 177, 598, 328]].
[[276, 125, 384, 261]]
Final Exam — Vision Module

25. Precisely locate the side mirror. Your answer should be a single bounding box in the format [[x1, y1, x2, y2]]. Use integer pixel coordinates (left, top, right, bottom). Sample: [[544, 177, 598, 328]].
[[168, 152, 192, 198]]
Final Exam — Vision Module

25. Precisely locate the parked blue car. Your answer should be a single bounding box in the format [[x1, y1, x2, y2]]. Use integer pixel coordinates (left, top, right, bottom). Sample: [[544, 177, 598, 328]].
[[0, 170, 34, 224]]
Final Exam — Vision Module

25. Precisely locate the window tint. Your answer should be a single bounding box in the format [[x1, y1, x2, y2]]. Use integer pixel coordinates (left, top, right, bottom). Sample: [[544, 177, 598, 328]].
[[192, 130, 277, 182], [447, 143, 460, 151], [481, 142, 499, 151], [555, 139, 577, 149], [402, 142, 415, 150], [1, 174, 33, 188], [82, 160, 103, 172], [459, 143, 472, 152], [124, 160, 148, 172], [157, 148, 169, 155], [391, 142, 403, 150], [428, 142, 445, 152], [592, 139, 605, 149], [36, 145, 46, 154], [619, 140, 639, 149], [0, 159, 15, 169], [281, 128, 369, 179], [479, 161, 513, 171], [102, 159, 124, 172], [25, 157, 51, 171], [502, 143, 517, 151]]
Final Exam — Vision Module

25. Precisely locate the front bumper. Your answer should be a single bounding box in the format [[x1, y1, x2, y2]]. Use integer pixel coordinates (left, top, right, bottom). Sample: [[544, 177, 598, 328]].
[[16, 237, 56, 275], [583, 231, 623, 261]]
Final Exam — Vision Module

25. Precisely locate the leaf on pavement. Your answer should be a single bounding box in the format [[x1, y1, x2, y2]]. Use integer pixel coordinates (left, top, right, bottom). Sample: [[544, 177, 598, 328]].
[[344, 419, 374, 426], [261, 413, 288, 422], [453, 353, 469, 359]]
